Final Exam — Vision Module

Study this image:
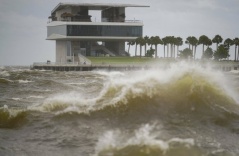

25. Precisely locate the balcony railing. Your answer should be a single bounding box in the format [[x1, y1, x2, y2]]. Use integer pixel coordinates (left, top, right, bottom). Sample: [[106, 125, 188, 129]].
[[48, 17, 142, 24], [33, 62, 87, 66]]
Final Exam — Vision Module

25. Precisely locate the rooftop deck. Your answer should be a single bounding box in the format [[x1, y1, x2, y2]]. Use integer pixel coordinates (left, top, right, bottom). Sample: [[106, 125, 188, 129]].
[[51, 3, 150, 14], [48, 3, 148, 24]]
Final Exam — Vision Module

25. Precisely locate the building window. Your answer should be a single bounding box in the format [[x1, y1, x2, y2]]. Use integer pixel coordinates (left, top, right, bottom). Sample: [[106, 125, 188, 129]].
[[67, 25, 142, 37]]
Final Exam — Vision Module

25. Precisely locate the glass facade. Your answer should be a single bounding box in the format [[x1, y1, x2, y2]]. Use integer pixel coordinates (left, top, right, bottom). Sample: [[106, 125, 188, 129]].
[[67, 25, 142, 37]]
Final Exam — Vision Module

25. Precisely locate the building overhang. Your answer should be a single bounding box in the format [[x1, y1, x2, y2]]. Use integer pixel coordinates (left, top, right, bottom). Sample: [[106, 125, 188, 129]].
[[46, 34, 137, 41], [47, 21, 144, 27], [52, 3, 150, 14]]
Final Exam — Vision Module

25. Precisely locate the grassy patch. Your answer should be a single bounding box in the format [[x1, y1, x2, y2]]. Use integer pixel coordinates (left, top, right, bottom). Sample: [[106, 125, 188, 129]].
[[87, 57, 174, 65]]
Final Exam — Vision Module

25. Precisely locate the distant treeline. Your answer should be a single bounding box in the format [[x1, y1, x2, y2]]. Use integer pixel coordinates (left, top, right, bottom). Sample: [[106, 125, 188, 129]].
[[127, 35, 239, 61]]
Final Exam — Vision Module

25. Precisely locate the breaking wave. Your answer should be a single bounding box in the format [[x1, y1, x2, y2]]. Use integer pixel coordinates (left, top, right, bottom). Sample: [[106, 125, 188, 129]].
[[33, 62, 238, 119], [94, 124, 205, 156], [0, 105, 28, 128], [0, 70, 10, 77], [0, 78, 13, 84]]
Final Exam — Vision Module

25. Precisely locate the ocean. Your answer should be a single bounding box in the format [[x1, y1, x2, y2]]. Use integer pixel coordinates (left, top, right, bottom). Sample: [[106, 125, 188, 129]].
[[0, 62, 239, 156]]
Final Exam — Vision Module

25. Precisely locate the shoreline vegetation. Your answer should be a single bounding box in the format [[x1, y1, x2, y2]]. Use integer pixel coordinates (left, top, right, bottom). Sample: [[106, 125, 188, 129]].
[[87, 57, 238, 66], [31, 35, 239, 70], [127, 35, 239, 62]]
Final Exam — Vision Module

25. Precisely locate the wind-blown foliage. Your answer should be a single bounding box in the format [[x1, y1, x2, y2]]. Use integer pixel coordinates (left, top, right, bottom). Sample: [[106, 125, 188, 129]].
[[233, 38, 239, 61], [212, 35, 223, 50], [144, 36, 149, 56], [162, 37, 168, 58], [202, 47, 213, 59], [214, 44, 230, 60], [131, 35, 238, 61], [175, 37, 183, 58], [146, 47, 155, 57], [198, 35, 210, 58], [150, 36, 163, 58], [178, 48, 193, 59]]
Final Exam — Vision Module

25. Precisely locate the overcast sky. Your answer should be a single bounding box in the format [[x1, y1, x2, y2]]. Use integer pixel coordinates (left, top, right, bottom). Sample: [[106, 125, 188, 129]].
[[0, 0, 239, 65]]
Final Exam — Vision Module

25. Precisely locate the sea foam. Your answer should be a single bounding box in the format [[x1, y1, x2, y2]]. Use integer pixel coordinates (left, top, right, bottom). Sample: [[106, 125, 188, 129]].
[[35, 62, 239, 114], [94, 123, 195, 156]]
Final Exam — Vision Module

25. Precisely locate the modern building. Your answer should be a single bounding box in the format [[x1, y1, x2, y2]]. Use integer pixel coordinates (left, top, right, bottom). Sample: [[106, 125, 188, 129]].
[[47, 3, 149, 64]]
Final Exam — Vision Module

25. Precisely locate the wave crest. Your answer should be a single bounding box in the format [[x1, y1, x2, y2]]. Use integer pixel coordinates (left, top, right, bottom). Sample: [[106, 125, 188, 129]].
[[35, 62, 238, 118], [0, 105, 28, 128], [94, 124, 202, 156]]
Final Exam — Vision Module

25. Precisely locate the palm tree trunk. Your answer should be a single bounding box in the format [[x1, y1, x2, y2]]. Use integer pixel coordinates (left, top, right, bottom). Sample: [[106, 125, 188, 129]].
[[177, 46, 179, 58], [235, 45, 237, 61], [128, 44, 130, 53], [171, 44, 173, 58], [145, 44, 147, 56], [140, 45, 142, 58], [237, 45, 239, 61], [194, 46, 197, 60], [167, 44, 169, 57], [135, 44, 137, 56], [173, 45, 176, 58], [164, 45, 166, 58], [192, 45, 195, 60], [202, 44, 205, 58], [155, 44, 158, 58], [171, 45, 173, 58]]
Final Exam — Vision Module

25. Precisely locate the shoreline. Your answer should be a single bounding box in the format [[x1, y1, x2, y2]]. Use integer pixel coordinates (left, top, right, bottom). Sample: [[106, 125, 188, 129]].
[[31, 61, 239, 72]]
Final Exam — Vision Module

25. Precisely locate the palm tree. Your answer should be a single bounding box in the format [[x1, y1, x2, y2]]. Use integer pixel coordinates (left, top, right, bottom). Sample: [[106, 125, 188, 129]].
[[175, 37, 183, 58], [136, 37, 145, 58], [168, 36, 175, 58], [151, 36, 163, 58], [224, 38, 233, 49], [198, 35, 210, 58], [212, 35, 223, 50], [127, 41, 133, 54], [162, 37, 168, 58], [147, 37, 153, 49], [190, 36, 198, 60], [135, 37, 141, 56], [233, 38, 239, 61], [224, 38, 234, 60], [164, 36, 171, 57], [185, 36, 192, 50], [144, 36, 149, 56], [130, 41, 135, 56], [205, 39, 212, 48], [237, 39, 239, 61], [127, 41, 130, 53], [172, 36, 179, 58]]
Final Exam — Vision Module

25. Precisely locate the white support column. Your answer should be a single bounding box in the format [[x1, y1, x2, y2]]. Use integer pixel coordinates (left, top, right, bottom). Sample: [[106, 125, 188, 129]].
[[56, 40, 67, 64]]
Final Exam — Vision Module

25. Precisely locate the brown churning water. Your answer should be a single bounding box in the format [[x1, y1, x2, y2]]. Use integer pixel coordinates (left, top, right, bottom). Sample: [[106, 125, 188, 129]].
[[0, 62, 239, 156]]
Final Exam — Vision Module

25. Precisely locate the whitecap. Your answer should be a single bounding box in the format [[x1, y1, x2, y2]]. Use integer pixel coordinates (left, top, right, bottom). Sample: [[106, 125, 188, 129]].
[[229, 70, 239, 74], [11, 98, 21, 101], [27, 96, 44, 99], [0, 71, 10, 77], [18, 80, 33, 83], [94, 123, 195, 156]]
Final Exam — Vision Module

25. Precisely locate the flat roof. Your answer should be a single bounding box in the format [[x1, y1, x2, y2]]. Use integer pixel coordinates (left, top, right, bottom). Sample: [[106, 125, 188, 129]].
[[51, 3, 150, 14]]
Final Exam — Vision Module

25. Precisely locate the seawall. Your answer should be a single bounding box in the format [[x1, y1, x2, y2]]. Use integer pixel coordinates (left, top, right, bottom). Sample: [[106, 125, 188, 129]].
[[31, 61, 239, 72]]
